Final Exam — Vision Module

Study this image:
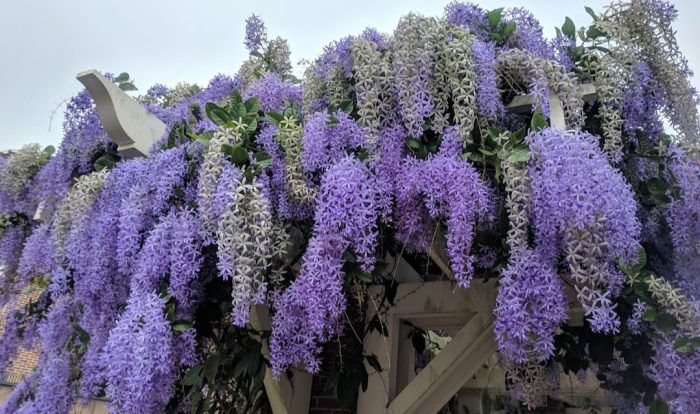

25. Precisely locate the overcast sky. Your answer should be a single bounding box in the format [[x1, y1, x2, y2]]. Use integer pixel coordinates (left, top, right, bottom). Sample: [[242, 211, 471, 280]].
[[1, 0, 699, 151]]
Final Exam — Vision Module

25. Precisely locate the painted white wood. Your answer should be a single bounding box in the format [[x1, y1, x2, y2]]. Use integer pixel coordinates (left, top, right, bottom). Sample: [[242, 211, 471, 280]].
[[388, 313, 495, 414], [427, 227, 454, 280], [249, 305, 312, 414], [505, 83, 596, 130], [357, 280, 497, 414], [76, 69, 166, 158], [33, 200, 53, 222]]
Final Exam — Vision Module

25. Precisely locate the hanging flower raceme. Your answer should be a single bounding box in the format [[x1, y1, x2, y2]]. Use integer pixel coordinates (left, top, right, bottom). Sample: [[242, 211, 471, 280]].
[[198, 125, 245, 237], [393, 14, 438, 138], [395, 128, 492, 287], [648, 338, 700, 413], [301, 110, 366, 174], [527, 128, 641, 333], [0, 144, 49, 215], [216, 170, 288, 326], [244, 72, 302, 113], [495, 249, 568, 364], [270, 156, 380, 375], [665, 144, 700, 300], [104, 292, 176, 414]]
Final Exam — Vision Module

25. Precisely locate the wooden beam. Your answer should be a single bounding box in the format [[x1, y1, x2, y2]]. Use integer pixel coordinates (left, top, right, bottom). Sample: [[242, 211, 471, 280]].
[[427, 227, 454, 280], [357, 281, 497, 414], [505, 83, 596, 130], [387, 313, 495, 414], [76, 69, 166, 158]]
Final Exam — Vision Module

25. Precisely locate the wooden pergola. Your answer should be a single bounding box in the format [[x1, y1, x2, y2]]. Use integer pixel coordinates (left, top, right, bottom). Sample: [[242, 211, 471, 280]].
[[75, 70, 606, 414]]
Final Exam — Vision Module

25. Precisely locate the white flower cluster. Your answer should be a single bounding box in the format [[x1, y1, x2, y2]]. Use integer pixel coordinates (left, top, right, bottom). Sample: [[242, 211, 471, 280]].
[[580, 51, 624, 161], [276, 116, 317, 203], [0, 144, 46, 196], [164, 82, 200, 107], [502, 158, 531, 253], [564, 217, 621, 330], [198, 126, 244, 236], [503, 360, 557, 410], [598, 0, 700, 140], [393, 14, 438, 136], [646, 275, 700, 336], [52, 171, 107, 260], [431, 23, 478, 138], [351, 39, 384, 147], [301, 64, 326, 117], [216, 177, 289, 325]]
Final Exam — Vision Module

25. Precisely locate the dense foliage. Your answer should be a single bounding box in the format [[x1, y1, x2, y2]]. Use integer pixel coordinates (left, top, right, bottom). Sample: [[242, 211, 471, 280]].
[[1, 1, 699, 412]]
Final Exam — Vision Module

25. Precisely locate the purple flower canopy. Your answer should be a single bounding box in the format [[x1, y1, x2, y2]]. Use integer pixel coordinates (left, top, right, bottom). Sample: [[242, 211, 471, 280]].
[[0, 1, 699, 412]]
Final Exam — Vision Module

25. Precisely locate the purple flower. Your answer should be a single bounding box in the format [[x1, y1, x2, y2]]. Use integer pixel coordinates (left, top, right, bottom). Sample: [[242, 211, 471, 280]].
[[301, 111, 366, 174], [495, 249, 568, 364], [472, 39, 503, 118], [244, 72, 302, 112], [244, 14, 268, 54], [105, 292, 176, 414], [444, 2, 489, 41], [395, 137, 493, 287], [271, 157, 381, 375], [527, 128, 641, 331]]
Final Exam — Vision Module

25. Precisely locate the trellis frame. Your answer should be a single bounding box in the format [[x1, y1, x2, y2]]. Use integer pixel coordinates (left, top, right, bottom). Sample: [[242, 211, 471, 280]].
[[76, 70, 598, 414]]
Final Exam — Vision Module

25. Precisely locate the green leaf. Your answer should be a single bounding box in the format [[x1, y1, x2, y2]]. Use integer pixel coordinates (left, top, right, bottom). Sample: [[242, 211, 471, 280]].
[[645, 178, 668, 195], [655, 313, 678, 335], [205, 102, 231, 126], [221, 145, 250, 168], [119, 81, 138, 92], [254, 152, 273, 169], [673, 336, 694, 354], [508, 147, 530, 163], [114, 72, 130, 83], [245, 96, 261, 114], [411, 330, 426, 354], [172, 320, 192, 333], [649, 399, 669, 414], [530, 110, 548, 131], [487, 8, 504, 28], [265, 112, 284, 125], [182, 365, 203, 387], [228, 90, 245, 118], [195, 131, 214, 147], [642, 307, 658, 322], [355, 271, 373, 284], [93, 154, 117, 171], [636, 247, 648, 269], [584, 6, 598, 21], [502, 22, 517, 38], [327, 115, 340, 126], [365, 354, 382, 372], [586, 26, 605, 39], [481, 389, 491, 414], [339, 100, 354, 114], [42, 145, 56, 158], [651, 192, 672, 207], [407, 138, 422, 150], [203, 354, 220, 382], [486, 127, 502, 138], [562, 17, 576, 40]]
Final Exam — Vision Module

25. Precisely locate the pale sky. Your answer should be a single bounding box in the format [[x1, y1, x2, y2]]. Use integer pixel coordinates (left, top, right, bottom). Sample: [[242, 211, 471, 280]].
[[1, 0, 699, 151]]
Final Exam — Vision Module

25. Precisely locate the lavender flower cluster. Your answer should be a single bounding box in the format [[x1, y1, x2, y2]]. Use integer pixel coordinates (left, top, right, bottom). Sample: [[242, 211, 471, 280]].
[[1, 2, 699, 412]]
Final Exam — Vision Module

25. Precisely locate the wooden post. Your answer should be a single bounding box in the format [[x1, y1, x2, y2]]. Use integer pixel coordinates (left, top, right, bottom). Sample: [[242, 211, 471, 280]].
[[76, 69, 166, 158]]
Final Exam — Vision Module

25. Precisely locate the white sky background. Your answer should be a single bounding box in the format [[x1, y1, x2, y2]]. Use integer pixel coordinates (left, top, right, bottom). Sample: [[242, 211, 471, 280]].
[[0, 0, 699, 151]]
